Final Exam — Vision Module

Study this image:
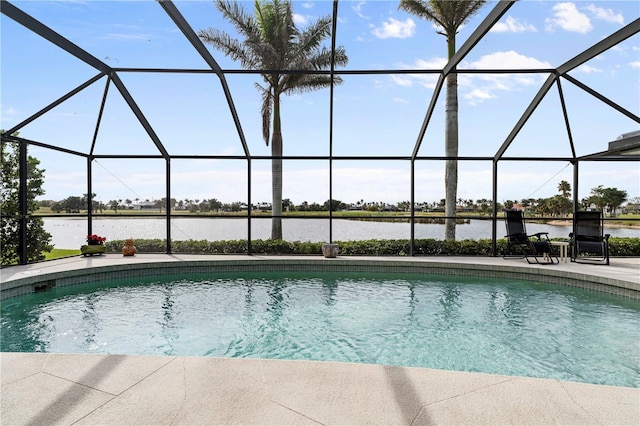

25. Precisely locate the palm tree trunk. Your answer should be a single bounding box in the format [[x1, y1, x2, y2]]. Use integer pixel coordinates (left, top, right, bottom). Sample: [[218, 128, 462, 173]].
[[271, 96, 283, 240], [444, 72, 458, 241], [444, 33, 458, 241]]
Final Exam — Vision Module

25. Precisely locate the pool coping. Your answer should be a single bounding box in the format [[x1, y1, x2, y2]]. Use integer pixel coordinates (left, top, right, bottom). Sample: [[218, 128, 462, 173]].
[[1, 352, 638, 426]]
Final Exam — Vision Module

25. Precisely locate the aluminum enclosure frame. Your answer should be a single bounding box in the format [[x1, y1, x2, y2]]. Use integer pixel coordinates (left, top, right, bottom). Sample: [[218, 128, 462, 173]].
[[1, 0, 638, 264]]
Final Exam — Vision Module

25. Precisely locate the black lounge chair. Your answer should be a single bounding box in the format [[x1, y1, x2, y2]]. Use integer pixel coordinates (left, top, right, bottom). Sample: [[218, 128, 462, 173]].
[[570, 210, 610, 265], [503, 209, 558, 264]]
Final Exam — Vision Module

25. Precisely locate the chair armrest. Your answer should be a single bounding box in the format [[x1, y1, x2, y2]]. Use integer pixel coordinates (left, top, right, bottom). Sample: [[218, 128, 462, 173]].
[[505, 232, 526, 238], [530, 232, 549, 240]]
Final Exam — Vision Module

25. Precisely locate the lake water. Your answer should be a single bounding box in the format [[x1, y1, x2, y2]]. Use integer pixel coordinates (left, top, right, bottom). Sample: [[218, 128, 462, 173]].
[[44, 217, 639, 249]]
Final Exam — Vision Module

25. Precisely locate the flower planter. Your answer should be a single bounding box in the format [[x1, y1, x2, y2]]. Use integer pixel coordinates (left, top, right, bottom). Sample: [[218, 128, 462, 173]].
[[321, 243, 339, 258], [81, 244, 106, 256]]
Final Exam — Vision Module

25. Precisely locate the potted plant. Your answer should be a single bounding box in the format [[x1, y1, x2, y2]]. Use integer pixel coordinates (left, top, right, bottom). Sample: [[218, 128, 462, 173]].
[[81, 234, 107, 256], [321, 242, 339, 258]]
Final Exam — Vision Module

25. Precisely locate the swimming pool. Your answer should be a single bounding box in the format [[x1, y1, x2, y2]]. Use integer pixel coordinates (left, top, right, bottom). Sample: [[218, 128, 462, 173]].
[[2, 270, 638, 388]]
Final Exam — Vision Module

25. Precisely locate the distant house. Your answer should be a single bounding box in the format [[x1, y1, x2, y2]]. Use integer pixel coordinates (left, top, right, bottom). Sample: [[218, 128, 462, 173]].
[[511, 203, 531, 211], [255, 202, 271, 211], [584, 203, 622, 216], [133, 201, 156, 210]]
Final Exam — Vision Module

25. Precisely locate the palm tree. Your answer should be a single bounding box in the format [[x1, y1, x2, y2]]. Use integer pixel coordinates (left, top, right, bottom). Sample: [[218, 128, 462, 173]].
[[199, 0, 348, 239], [558, 180, 571, 198], [399, 0, 486, 241]]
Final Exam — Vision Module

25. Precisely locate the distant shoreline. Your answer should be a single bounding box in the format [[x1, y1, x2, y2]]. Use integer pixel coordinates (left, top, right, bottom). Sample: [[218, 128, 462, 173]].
[[547, 220, 640, 230]]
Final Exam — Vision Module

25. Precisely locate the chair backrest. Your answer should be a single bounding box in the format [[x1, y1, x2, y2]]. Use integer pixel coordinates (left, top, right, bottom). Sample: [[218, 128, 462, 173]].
[[504, 210, 527, 241], [573, 210, 603, 241]]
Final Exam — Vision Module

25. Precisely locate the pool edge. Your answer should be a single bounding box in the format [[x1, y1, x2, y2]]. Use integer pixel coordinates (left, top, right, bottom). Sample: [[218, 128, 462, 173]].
[[2, 255, 639, 300]]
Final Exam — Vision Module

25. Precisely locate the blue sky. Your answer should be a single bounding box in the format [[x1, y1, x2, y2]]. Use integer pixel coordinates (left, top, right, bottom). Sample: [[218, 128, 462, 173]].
[[1, 0, 639, 207]]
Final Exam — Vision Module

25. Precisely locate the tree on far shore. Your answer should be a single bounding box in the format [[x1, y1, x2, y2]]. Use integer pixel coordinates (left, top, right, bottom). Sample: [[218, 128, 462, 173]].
[[584, 185, 628, 217]]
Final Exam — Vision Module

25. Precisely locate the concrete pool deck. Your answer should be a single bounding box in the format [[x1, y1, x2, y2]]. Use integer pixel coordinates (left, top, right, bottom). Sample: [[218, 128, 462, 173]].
[[1, 255, 639, 425]]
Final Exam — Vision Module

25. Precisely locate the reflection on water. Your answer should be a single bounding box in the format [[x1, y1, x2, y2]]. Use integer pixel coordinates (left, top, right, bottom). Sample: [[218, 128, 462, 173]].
[[2, 272, 639, 387], [44, 217, 638, 249]]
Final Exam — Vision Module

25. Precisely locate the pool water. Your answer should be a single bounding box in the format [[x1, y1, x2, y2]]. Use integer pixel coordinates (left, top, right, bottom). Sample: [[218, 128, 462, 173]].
[[2, 271, 639, 387]]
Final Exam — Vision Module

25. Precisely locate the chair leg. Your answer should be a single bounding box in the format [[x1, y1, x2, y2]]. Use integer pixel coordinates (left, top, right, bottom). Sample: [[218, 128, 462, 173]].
[[526, 242, 558, 265], [503, 243, 526, 260], [527, 254, 558, 265], [572, 242, 610, 265]]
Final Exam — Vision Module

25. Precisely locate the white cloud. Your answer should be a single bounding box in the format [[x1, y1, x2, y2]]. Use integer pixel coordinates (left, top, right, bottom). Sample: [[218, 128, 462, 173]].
[[630, 61, 640, 69], [390, 75, 414, 87], [492, 16, 537, 33], [393, 97, 409, 104], [371, 17, 415, 39], [352, 1, 368, 20], [293, 13, 308, 26], [545, 2, 592, 34], [463, 89, 494, 106], [470, 51, 552, 70], [575, 64, 603, 74], [389, 57, 445, 89], [388, 51, 551, 104], [1, 105, 18, 117], [586, 4, 624, 25], [414, 57, 448, 69], [610, 45, 625, 54], [463, 51, 551, 105], [0, 105, 19, 129]]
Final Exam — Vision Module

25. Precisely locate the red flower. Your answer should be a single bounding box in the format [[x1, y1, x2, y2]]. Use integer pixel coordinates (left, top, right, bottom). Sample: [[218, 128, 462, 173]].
[[86, 234, 107, 244]]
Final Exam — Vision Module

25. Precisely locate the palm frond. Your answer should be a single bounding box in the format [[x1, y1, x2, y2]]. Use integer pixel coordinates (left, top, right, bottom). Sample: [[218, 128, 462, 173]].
[[215, 0, 262, 42], [432, 0, 485, 31], [200, 0, 349, 148], [198, 28, 258, 69], [398, 0, 447, 31], [255, 0, 296, 68], [296, 16, 332, 58], [399, 0, 485, 36], [283, 75, 343, 96], [312, 46, 348, 70], [280, 44, 346, 92]]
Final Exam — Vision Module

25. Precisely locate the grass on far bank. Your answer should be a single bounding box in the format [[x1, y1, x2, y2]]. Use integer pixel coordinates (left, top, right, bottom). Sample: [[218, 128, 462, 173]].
[[34, 207, 640, 220], [45, 248, 81, 260]]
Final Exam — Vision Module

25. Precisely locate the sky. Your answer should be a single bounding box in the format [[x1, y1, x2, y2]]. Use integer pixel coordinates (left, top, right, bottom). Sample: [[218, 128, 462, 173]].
[[1, 0, 639, 207]]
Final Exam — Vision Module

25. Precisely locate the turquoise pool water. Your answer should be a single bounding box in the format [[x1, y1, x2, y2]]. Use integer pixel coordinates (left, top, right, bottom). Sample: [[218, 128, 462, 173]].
[[2, 271, 638, 387]]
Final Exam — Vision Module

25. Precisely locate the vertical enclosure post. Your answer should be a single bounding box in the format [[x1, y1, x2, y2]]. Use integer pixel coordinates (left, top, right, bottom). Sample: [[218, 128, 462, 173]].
[[18, 140, 28, 264]]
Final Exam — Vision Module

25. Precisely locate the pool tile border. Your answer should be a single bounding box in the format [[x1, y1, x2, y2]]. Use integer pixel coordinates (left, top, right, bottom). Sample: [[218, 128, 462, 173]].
[[2, 257, 638, 301]]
